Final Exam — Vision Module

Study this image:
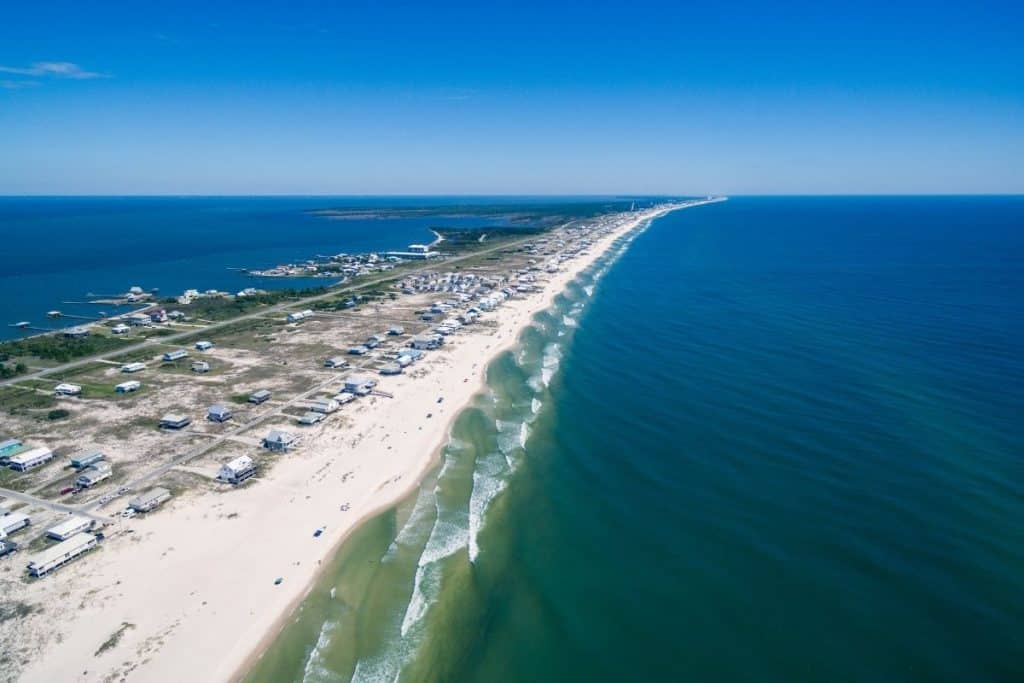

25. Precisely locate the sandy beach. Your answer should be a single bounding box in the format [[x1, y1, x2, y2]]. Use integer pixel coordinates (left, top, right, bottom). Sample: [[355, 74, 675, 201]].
[[7, 205, 681, 683]]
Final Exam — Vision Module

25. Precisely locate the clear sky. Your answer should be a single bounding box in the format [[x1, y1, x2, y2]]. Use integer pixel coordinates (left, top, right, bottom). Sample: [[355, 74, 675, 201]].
[[1, 0, 1021, 195]]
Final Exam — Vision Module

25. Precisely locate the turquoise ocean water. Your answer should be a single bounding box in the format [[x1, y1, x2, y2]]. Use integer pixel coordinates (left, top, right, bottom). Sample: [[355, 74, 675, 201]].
[[246, 197, 1024, 682]]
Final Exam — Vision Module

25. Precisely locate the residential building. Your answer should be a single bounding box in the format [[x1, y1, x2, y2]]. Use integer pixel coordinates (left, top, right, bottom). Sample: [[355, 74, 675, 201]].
[[27, 532, 98, 577], [249, 389, 271, 404], [69, 450, 104, 469], [129, 487, 171, 513], [115, 380, 142, 393], [76, 461, 113, 488], [8, 447, 55, 472], [46, 516, 94, 541], [218, 455, 257, 485], [160, 414, 191, 429], [207, 405, 232, 422], [54, 383, 82, 397], [262, 430, 297, 452]]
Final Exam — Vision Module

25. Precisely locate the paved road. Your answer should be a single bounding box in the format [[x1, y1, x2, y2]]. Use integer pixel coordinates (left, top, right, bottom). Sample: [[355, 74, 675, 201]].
[[0, 487, 111, 523]]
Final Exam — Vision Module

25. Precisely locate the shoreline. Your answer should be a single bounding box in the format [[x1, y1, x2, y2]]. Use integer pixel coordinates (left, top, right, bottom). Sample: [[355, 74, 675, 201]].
[[235, 203, 690, 680], [12, 201, 713, 683]]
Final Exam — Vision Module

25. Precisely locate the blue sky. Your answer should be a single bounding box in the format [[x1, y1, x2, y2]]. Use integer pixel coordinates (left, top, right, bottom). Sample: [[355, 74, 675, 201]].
[[1, 0, 1021, 194]]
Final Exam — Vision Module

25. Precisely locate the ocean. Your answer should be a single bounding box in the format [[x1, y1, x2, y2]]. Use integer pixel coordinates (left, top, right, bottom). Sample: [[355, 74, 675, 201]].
[[243, 196, 1024, 682]]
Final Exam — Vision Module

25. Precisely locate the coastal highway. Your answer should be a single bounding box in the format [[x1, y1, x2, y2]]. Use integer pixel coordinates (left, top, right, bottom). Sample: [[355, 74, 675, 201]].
[[0, 228, 557, 389], [0, 486, 112, 523]]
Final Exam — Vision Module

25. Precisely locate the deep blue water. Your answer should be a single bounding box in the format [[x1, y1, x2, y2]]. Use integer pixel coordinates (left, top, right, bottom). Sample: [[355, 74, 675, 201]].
[[0, 196, 514, 338], [249, 196, 1024, 682]]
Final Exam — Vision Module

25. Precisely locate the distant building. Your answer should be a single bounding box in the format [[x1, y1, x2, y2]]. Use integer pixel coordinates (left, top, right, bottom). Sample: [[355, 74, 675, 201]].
[[121, 362, 146, 373], [162, 349, 189, 362], [348, 345, 369, 356], [343, 375, 377, 395], [207, 405, 232, 422], [54, 383, 82, 397], [379, 362, 403, 375], [387, 326, 405, 336], [129, 487, 171, 513], [194, 341, 214, 351], [248, 389, 271, 404], [111, 324, 131, 335], [115, 380, 142, 393], [262, 430, 297, 452], [298, 412, 325, 426], [324, 357, 350, 369], [160, 414, 191, 430], [287, 310, 314, 323], [309, 399, 339, 414], [191, 360, 211, 373], [63, 326, 91, 339]]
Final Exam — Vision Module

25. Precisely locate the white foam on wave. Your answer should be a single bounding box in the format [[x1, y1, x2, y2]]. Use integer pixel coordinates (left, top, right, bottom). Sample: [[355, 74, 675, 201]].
[[541, 343, 562, 386], [399, 498, 468, 637], [300, 620, 343, 683], [531, 398, 543, 415], [382, 484, 437, 562], [562, 315, 577, 328], [468, 449, 509, 563], [584, 285, 594, 296]]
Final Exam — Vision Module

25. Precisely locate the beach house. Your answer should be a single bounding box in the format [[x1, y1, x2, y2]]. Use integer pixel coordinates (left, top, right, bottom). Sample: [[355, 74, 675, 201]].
[[191, 360, 211, 373], [160, 414, 192, 429], [8, 447, 55, 472], [69, 450, 104, 469], [207, 405, 232, 422], [0, 512, 30, 538], [248, 389, 271, 404], [262, 429, 297, 452], [129, 487, 171, 513], [45, 516, 94, 541], [163, 349, 189, 362], [217, 455, 257, 485], [76, 461, 112, 488], [121, 362, 146, 373], [115, 380, 142, 393], [26, 532, 98, 577], [194, 340, 214, 351], [54, 383, 82, 397], [324, 357, 350, 369], [0, 438, 23, 461], [379, 362, 403, 375], [343, 375, 377, 395]]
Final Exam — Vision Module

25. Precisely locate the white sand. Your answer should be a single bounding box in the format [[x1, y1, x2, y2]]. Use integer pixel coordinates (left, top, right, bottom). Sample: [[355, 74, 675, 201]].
[[13, 206, 682, 683]]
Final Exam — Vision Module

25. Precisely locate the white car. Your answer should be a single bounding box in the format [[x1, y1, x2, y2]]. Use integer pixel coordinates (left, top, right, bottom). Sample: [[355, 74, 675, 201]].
[[121, 508, 136, 519]]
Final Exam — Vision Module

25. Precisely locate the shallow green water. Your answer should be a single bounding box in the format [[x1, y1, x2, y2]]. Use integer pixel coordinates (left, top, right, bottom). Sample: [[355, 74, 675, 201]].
[[247, 197, 1024, 682]]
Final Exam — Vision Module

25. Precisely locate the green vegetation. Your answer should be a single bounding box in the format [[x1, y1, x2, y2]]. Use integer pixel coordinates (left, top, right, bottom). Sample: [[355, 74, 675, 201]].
[[0, 333, 128, 363], [177, 288, 326, 321], [0, 385, 56, 413], [0, 359, 28, 379], [0, 601, 34, 624], [95, 622, 135, 656], [46, 408, 70, 421]]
